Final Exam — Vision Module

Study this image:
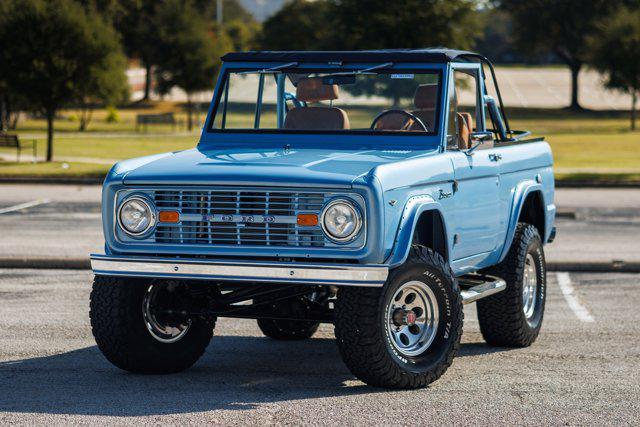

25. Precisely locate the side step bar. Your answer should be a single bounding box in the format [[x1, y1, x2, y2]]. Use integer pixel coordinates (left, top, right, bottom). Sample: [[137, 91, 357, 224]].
[[459, 274, 507, 305]]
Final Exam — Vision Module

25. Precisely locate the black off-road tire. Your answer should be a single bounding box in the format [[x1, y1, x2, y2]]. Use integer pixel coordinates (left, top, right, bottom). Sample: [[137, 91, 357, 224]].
[[90, 276, 215, 374], [477, 223, 546, 347], [257, 319, 320, 340], [334, 245, 463, 389]]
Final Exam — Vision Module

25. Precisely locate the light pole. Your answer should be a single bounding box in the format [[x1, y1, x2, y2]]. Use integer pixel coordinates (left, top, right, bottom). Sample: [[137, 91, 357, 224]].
[[217, 0, 223, 36]]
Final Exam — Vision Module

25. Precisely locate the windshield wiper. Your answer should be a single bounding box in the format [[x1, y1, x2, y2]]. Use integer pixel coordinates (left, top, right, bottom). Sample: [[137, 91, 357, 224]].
[[322, 62, 394, 77], [237, 62, 298, 75]]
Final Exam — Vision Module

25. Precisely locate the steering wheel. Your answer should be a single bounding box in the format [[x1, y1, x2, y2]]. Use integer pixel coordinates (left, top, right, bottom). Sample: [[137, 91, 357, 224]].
[[370, 109, 428, 132]]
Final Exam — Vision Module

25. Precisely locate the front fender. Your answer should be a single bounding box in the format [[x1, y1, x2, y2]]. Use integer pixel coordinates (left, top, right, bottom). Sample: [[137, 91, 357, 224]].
[[385, 195, 449, 267], [498, 180, 547, 263]]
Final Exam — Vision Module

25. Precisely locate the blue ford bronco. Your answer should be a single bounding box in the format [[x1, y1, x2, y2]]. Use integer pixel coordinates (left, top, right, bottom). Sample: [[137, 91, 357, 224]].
[[89, 49, 556, 389]]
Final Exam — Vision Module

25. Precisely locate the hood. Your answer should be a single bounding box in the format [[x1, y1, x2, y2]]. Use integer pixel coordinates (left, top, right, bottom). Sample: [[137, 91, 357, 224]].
[[122, 146, 437, 188]]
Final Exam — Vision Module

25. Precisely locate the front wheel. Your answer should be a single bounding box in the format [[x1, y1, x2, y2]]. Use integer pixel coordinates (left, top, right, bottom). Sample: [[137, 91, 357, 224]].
[[90, 277, 215, 374], [334, 246, 463, 389]]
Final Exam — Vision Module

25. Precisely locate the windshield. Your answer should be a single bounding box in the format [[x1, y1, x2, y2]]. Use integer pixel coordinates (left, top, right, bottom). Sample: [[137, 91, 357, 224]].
[[210, 67, 442, 135]]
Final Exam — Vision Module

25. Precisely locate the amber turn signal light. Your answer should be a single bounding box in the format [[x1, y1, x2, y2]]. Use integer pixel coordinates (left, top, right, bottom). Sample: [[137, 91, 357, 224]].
[[159, 211, 180, 223], [297, 213, 318, 226]]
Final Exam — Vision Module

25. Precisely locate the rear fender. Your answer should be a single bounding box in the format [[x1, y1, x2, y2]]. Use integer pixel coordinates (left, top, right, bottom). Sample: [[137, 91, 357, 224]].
[[498, 180, 545, 263], [386, 195, 449, 267]]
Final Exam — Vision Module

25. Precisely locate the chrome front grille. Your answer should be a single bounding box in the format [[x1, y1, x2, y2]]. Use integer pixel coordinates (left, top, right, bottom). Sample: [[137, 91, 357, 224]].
[[152, 189, 340, 247]]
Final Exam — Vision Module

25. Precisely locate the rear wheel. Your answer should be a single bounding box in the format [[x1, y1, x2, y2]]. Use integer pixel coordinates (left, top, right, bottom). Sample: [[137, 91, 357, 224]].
[[334, 246, 463, 389], [90, 277, 215, 374], [477, 223, 547, 347], [256, 294, 321, 340]]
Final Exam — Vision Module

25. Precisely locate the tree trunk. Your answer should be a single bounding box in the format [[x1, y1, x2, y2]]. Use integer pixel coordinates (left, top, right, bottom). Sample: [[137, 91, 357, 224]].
[[46, 108, 54, 162], [187, 94, 193, 131], [143, 62, 152, 101], [569, 64, 582, 111], [79, 103, 93, 132], [632, 91, 637, 131], [9, 111, 18, 130], [0, 97, 5, 131]]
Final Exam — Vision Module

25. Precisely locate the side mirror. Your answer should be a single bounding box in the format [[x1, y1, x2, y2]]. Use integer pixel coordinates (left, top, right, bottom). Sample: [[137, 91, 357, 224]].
[[465, 131, 493, 155]]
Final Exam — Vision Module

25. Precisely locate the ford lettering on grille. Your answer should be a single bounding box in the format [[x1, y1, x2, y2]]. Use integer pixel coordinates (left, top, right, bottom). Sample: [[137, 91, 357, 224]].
[[196, 214, 284, 224]]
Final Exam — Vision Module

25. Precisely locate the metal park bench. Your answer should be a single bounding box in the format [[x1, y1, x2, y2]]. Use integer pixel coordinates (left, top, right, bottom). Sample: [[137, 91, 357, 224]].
[[0, 133, 37, 162], [135, 112, 178, 132]]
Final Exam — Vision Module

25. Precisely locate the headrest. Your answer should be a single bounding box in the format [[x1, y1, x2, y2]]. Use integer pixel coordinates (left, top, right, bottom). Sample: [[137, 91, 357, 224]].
[[296, 78, 339, 103], [413, 84, 438, 110]]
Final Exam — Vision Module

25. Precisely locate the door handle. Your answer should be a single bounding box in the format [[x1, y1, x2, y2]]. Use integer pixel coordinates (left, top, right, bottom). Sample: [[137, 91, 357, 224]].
[[489, 153, 502, 162]]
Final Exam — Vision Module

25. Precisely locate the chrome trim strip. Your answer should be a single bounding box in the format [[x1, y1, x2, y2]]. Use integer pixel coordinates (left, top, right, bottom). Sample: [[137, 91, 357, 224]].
[[90, 254, 388, 287]]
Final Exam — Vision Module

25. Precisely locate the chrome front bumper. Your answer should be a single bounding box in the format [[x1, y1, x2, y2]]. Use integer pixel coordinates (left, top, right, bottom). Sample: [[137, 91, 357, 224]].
[[90, 254, 389, 287]]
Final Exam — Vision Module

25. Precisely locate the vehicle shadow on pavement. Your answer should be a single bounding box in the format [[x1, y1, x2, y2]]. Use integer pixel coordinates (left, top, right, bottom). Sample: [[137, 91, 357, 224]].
[[457, 342, 516, 358], [0, 335, 372, 416], [0, 336, 509, 416]]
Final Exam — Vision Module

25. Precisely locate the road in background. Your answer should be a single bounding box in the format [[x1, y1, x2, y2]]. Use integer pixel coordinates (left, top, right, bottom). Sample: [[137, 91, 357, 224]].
[[0, 269, 637, 424], [0, 184, 638, 266]]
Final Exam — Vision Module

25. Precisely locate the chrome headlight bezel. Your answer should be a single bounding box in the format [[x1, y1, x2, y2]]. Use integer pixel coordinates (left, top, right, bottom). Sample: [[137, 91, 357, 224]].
[[320, 198, 363, 243], [117, 196, 156, 238]]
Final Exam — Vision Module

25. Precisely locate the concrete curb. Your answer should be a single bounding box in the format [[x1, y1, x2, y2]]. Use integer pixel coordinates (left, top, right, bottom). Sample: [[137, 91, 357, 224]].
[[0, 258, 90, 269], [0, 177, 103, 185], [2, 258, 640, 273], [547, 261, 640, 273]]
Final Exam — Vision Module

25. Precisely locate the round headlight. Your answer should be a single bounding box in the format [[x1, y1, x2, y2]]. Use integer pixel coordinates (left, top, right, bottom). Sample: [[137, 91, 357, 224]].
[[321, 199, 362, 242], [118, 197, 155, 236]]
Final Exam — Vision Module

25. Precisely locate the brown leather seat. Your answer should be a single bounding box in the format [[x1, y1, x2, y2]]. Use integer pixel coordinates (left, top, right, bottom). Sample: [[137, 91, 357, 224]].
[[457, 112, 473, 149], [284, 78, 350, 130], [409, 83, 438, 131]]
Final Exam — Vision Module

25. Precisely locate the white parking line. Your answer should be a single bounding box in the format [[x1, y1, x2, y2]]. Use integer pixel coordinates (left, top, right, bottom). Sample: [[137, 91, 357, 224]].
[[0, 199, 50, 214], [556, 272, 595, 323]]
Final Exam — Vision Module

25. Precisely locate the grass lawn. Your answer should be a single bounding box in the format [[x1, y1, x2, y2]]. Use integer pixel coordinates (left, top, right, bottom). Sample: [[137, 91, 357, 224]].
[[0, 161, 110, 178], [1, 104, 638, 184]]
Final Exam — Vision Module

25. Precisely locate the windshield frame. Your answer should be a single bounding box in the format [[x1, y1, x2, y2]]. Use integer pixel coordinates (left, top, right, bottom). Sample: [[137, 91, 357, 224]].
[[199, 62, 448, 151], [203, 62, 446, 142]]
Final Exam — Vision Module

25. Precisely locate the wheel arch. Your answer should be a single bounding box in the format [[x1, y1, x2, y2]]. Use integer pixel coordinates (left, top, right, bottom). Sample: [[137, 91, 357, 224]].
[[386, 195, 450, 267], [498, 181, 546, 263]]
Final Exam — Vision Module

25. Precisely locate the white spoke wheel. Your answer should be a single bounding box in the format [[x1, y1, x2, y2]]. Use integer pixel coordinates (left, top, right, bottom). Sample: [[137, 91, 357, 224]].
[[386, 281, 439, 357], [522, 254, 538, 321]]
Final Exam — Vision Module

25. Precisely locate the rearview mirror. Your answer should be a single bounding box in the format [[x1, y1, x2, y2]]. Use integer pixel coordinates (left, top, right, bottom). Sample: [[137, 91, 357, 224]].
[[322, 75, 356, 85]]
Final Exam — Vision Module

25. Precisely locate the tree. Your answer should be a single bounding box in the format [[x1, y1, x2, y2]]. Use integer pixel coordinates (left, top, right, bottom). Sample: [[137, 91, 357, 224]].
[[107, 0, 255, 102], [76, 31, 129, 131], [205, 0, 257, 24], [0, 0, 128, 161], [497, 0, 626, 111], [334, 0, 479, 105], [154, 0, 229, 131], [587, 6, 640, 130], [109, 0, 158, 101], [333, 0, 479, 50], [259, 0, 334, 50]]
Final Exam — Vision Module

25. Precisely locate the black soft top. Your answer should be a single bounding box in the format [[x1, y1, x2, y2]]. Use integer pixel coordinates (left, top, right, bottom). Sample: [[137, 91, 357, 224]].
[[221, 48, 480, 64]]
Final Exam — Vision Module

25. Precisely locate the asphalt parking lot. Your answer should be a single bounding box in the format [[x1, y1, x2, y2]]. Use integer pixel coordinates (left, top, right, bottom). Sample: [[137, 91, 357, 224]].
[[0, 185, 639, 424], [0, 269, 639, 424]]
